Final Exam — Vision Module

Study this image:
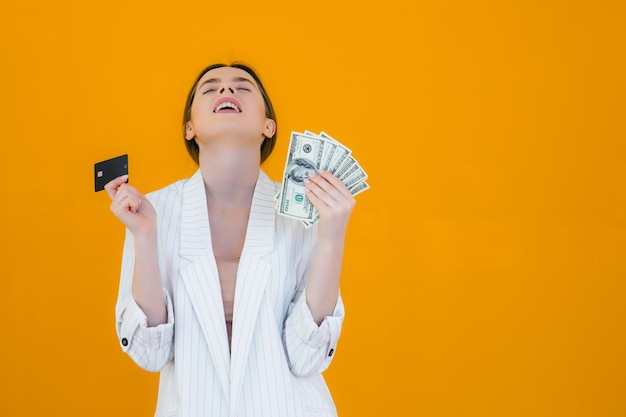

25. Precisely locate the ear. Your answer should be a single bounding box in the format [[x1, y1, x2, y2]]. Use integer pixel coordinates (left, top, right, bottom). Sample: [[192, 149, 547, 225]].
[[263, 118, 276, 138], [185, 121, 195, 140]]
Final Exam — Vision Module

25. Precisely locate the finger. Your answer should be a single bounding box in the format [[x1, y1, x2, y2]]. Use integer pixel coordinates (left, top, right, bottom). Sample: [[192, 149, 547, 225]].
[[104, 175, 129, 200], [112, 184, 145, 211], [306, 182, 354, 227], [305, 178, 355, 214], [305, 186, 330, 210], [125, 195, 141, 213], [306, 172, 345, 202], [111, 195, 139, 218], [304, 178, 336, 209], [309, 172, 356, 213], [315, 170, 353, 199]]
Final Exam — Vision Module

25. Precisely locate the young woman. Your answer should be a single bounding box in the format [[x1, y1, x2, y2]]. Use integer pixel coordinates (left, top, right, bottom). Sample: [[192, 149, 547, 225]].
[[105, 63, 355, 417]]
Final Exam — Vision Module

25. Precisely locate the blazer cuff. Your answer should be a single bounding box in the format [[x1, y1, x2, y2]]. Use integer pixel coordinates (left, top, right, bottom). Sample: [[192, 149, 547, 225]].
[[291, 289, 344, 348], [118, 289, 174, 353]]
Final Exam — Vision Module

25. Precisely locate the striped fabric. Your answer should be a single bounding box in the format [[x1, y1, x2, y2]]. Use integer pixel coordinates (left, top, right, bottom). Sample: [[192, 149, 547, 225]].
[[115, 169, 344, 417]]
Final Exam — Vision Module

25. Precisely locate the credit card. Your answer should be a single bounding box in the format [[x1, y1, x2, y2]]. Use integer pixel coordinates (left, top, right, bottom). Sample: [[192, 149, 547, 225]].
[[94, 154, 128, 192]]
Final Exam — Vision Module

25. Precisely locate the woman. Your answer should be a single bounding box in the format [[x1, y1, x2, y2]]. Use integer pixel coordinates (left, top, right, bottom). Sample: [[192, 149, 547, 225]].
[[105, 63, 355, 417]]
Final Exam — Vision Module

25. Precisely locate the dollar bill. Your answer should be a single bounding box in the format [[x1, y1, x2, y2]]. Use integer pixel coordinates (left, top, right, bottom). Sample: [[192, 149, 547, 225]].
[[278, 132, 326, 221], [277, 130, 370, 227], [349, 180, 370, 195], [305, 131, 338, 172], [343, 162, 368, 190]]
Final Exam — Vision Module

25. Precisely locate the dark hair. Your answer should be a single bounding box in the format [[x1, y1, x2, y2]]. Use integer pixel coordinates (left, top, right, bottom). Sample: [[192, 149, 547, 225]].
[[182, 63, 277, 165]]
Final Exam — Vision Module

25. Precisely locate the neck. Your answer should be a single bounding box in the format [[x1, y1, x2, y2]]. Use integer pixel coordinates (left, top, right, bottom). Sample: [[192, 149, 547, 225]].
[[198, 145, 261, 209]]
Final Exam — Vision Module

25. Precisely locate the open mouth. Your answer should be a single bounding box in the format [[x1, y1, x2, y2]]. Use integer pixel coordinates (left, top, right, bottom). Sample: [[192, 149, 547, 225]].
[[214, 100, 241, 113]]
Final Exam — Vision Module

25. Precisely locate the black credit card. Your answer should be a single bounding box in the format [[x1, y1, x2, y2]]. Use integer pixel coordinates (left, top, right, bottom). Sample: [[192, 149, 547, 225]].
[[94, 154, 128, 192]]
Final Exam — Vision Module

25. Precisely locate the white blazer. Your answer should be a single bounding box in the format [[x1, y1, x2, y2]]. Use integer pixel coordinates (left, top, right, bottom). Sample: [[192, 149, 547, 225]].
[[115, 169, 344, 417]]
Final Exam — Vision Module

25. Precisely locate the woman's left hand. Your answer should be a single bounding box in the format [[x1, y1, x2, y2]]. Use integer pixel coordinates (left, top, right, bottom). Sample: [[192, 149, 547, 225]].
[[304, 170, 356, 240]]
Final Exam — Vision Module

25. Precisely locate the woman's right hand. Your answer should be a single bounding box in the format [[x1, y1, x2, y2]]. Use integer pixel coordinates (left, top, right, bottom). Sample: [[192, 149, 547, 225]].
[[105, 175, 156, 238]]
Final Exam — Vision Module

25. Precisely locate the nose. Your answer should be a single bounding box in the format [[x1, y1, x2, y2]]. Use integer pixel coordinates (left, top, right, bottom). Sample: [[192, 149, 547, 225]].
[[219, 86, 235, 94]]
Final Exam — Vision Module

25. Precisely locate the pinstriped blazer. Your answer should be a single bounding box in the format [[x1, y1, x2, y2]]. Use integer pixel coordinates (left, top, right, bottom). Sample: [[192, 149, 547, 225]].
[[115, 169, 344, 417]]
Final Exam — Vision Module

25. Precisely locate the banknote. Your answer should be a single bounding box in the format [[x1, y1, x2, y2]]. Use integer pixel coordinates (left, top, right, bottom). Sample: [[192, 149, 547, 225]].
[[321, 132, 351, 175], [277, 132, 326, 221], [276, 130, 370, 227]]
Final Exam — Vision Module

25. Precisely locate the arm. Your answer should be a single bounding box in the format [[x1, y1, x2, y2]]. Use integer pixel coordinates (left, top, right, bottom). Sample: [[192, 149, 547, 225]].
[[303, 169, 355, 324], [282, 227, 345, 377], [282, 170, 354, 376], [107, 176, 174, 371], [106, 175, 166, 326]]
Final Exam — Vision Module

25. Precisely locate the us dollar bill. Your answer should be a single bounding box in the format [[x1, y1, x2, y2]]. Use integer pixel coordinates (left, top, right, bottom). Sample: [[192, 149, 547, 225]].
[[278, 130, 370, 227], [321, 132, 351, 175], [305, 131, 337, 172], [349, 180, 370, 195], [278, 132, 326, 221]]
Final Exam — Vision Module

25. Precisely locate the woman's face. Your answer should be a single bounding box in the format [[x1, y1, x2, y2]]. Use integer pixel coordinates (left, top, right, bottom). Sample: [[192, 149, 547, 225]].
[[185, 66, 275, 151]]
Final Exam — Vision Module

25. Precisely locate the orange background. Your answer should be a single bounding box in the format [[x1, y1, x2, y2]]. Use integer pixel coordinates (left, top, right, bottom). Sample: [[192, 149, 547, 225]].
[[1, 1, 625, 416]]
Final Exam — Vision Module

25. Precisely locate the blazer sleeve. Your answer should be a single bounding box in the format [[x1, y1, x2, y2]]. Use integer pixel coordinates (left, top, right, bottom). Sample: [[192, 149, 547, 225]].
[[115, 229, 175, 372], [282, 224, 345, 377]]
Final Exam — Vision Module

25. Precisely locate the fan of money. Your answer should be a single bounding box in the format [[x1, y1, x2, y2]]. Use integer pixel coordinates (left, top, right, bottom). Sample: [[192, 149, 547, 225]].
[[275, 131, 370, 228]]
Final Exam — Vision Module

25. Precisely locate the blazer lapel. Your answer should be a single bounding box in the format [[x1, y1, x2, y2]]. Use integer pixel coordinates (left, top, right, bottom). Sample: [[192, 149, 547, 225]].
[[178, 169, 231, 401], [176, 169, 278, 411], [229, 170, 276, 413]]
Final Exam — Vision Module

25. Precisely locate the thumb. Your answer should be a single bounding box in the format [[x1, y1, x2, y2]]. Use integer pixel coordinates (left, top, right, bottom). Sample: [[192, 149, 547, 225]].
[[104, 175, 129, 200]]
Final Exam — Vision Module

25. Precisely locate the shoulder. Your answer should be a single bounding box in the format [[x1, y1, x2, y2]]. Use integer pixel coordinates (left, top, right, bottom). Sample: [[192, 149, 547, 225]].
[[144, 176, 189, 210], [258, 169, 281, 195]]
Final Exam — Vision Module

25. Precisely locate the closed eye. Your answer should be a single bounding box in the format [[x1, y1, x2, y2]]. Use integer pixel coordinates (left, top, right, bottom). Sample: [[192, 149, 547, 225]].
[[237, 86, 251, 92], [202, 88, 216, 95]]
